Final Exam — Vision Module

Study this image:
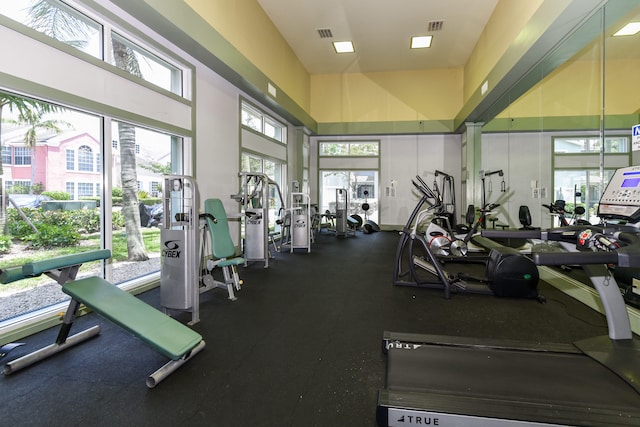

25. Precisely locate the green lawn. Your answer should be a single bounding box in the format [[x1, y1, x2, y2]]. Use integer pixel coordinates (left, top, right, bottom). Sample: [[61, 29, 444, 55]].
[[0, 228, 161, 293]]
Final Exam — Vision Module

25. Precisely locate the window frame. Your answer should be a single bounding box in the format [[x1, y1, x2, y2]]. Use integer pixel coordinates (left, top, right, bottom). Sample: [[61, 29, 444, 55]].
[[553, 135, 630, 154], [110, 30, 183, 96], [241, 100, 287, 144], [77, 145, 94, 172], [14, 146, 31, 165], [2, 146, 12, 164], [319, 140, 380, 157], [0, 0, 195, 336], [0, 0, 190, 99]]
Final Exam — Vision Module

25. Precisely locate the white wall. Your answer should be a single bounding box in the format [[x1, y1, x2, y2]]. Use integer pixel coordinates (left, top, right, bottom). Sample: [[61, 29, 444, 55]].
[[193, 66, 244, 237], [311, 133, 462, 229], [481, 132, 553, 229], [194, 70, 301, 242]]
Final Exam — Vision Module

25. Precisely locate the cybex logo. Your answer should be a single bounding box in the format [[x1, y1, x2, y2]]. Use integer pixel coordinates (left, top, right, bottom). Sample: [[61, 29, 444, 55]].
[[162, 240, 182, 258]]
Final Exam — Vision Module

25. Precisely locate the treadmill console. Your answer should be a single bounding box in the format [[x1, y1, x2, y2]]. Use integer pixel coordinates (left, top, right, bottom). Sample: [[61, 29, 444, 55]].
[[598, 165, 640, 222]]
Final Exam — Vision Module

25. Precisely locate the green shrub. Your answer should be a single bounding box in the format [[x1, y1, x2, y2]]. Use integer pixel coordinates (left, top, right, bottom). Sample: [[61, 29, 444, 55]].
[[31, 183, 44, 194], [22, 223, 80, 248], [6, 208, 39, 238], [141, 197, 161, 206], [112, 187, 123, 198], [42, 191, 71, 200], [8, 184, 30, 194], [0, 235, 11, 254], [112, 210, 125, 228], [7, 207, 110, 240]]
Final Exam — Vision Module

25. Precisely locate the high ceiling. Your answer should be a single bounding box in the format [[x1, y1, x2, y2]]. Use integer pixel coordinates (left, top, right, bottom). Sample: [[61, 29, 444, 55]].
[[256, 0, 499, 75]]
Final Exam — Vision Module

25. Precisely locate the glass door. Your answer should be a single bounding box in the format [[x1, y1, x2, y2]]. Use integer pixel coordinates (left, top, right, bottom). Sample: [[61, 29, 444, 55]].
[[320, 170, 379, 224]]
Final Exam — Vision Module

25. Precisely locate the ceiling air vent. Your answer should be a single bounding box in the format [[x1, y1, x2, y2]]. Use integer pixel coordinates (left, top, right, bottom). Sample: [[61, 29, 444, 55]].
[[317, 28, 333, 38], [427, 20, 444, 32]]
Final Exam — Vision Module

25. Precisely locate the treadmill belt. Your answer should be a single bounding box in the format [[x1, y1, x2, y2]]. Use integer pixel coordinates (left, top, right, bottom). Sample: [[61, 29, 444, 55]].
[[382, 344, 640, 426]]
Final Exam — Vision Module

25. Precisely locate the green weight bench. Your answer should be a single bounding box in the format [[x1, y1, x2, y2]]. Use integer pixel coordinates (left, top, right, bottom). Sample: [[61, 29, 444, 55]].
[[199, 198, 245, 300], [0, 250, 205, 388]]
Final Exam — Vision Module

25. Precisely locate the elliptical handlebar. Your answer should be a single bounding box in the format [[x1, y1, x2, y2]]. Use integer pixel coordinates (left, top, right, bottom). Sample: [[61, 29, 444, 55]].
[[411, 176, 440, 209], [480, 203, 500, 212], [543, 201, 574, 215]]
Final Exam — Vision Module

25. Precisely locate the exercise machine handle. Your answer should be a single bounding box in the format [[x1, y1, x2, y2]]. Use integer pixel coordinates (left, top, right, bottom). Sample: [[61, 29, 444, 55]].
[[532, 251, 617, 266], [199, 212, 218, 224], [482, 229, 541, 239]]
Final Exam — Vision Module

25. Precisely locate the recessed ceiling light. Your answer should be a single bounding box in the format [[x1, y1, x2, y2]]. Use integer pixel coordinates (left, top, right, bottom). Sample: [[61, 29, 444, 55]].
[[333, 41, 355, 53], [613, 22, 640, 36], [411, 35, 433, 49]]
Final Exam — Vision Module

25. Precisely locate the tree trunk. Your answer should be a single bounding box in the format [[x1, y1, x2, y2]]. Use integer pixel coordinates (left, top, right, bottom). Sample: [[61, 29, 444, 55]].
[[118, 122, 148, 261], [112, 39, 148, 261]]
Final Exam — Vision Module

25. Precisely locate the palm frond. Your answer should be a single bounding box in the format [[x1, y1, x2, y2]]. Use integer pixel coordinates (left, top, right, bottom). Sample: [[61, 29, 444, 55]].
[[27, 0, 90, 48]]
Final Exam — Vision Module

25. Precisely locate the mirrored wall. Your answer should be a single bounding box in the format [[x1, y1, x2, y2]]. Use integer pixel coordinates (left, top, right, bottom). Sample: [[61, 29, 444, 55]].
[[481, 1, 640, 309]]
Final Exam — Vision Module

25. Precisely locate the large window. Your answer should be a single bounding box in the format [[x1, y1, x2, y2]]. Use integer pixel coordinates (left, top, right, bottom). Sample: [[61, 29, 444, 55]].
[[0, 94, 184, 325], [241, 152, 286, 230], [241, 101, 287, 144], [318, 139, 380, 226], [553, 169, 616, 224], [554, 136, 629, 154], [110, 32, 182, 95], [0, 0, 185, 97], [320, 170, 379, 225], [0, 0, 190, 330], [552, 134, 630, 225], [319, 141, 379, 156], [0, 0, 102, 59]]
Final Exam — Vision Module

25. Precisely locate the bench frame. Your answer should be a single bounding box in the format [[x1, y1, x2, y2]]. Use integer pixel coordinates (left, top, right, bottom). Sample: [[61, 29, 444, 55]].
[[1, 250, 205, 388]]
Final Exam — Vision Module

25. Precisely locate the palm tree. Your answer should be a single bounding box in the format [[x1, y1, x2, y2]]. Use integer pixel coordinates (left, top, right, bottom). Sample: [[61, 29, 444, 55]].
[[25, 0, 149, 261], [0, 94, 54, 176], [112, 39, 148, 261], [0, 93, 56, 235], [26, 0, 92, 49]]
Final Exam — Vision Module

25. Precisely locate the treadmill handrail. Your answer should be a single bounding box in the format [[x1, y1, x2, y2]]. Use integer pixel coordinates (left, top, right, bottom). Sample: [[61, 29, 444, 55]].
[[482, 226, 640, 267]]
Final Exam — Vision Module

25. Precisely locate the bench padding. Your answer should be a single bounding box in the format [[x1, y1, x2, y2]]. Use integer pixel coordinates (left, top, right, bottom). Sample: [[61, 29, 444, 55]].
[[22, 249, 112, 277], [0, 266, 27, 284], [62, 276, 202, 360]]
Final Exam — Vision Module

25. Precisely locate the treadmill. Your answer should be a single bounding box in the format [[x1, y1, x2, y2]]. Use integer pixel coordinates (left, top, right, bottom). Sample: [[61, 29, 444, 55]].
[[377, 165, 640, 427]]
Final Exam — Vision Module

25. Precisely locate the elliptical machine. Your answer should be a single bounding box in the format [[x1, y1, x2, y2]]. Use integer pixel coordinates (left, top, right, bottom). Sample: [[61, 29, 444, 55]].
[[393, 176, 540, 300]]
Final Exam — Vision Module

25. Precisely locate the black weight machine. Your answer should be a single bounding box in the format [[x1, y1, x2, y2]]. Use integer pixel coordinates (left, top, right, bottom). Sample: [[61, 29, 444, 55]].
[[379, 165, 640, 426], [393, 176, 540, 300]]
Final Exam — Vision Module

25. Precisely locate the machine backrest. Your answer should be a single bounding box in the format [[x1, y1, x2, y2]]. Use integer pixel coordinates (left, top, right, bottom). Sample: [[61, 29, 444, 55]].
[[465, 205, 475, 225], [519, 205, 532, 227], [204, 198, 236, 259]]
